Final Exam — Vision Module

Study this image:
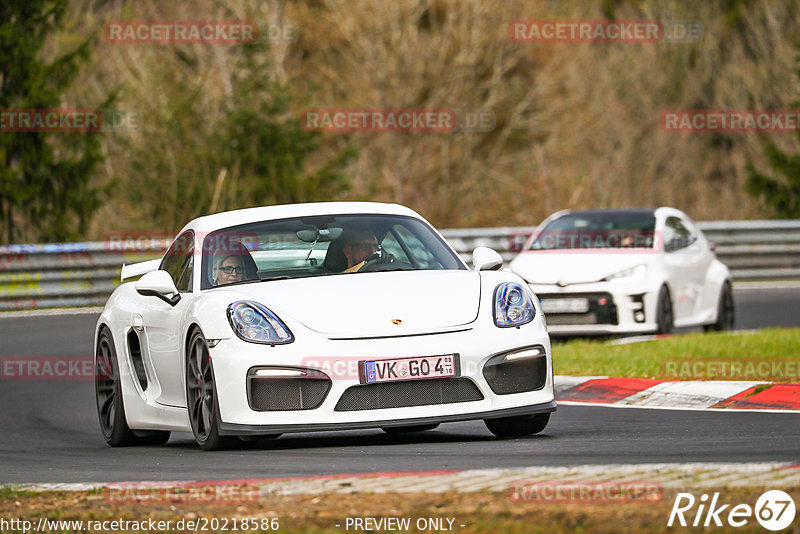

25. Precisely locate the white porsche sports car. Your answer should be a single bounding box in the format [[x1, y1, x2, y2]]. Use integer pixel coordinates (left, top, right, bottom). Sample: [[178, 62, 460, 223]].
[[95, 202, 555, 450], [509, 207, 734, 336]]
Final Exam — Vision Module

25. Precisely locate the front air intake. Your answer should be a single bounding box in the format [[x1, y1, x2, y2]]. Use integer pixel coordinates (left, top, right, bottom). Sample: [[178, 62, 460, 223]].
[[482, 347, 547, 395], [126, 330, 148, 391], [334, 378, 484, 412], [247, 368, 331, 411]]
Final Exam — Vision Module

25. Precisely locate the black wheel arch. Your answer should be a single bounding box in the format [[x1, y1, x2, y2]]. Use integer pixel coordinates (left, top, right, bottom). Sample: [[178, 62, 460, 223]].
[[712, 278, 733, 322]]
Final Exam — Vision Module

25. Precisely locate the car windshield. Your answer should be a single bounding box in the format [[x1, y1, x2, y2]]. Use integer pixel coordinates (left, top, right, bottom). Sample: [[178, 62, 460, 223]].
[[529, 211, 656, 250], [200, 214, 465, 289]]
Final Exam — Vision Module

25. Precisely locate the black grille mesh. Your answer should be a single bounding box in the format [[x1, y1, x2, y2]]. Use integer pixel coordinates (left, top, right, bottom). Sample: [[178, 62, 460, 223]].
[[248, 378, 331, 411], [334, 378, 483, 412]]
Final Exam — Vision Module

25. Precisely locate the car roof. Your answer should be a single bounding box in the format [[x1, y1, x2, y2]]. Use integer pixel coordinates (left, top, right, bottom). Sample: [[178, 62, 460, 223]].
[[179, 201, 422, 235]]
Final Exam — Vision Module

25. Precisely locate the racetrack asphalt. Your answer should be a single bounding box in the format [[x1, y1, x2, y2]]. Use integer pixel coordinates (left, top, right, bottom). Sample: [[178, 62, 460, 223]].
[[1, 287, 798, 484]]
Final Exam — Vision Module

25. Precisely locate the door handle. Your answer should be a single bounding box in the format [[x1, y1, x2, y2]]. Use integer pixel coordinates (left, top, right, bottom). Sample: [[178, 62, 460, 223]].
[[132, 314, 144, 331]]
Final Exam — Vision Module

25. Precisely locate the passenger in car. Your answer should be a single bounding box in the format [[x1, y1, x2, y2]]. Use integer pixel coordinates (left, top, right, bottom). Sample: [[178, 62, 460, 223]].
[[212, 254, 245, 285], [209, 240, 259, 286]]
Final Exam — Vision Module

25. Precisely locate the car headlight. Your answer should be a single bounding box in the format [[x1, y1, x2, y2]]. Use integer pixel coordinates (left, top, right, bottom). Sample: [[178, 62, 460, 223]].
[[494, 282, 536, 327], [227, 301, 294, 345], [603, 264, 647, 282]]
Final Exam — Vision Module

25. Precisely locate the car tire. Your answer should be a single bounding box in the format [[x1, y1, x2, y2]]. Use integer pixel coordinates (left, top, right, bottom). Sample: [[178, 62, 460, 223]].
[[381, 424, 440, 434], [95, 327, 170, 447], [656, 286, 673, 334], [186, 329, 235, 451], [484, 413, 550, 438], [705, 281, 735, 332]]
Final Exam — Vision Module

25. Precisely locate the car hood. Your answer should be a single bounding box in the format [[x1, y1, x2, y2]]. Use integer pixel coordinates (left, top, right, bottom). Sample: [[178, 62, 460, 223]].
[[218, 270, 481, 337], [509, 251, 657, 285]]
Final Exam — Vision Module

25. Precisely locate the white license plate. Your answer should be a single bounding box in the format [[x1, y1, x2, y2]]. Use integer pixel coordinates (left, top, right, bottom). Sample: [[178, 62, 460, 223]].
[[363, 355, 457, 384], [541, 298, 590, 314]]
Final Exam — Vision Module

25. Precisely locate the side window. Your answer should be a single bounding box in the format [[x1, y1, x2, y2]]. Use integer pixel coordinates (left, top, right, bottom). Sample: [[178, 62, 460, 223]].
[[680, 218, 698, 247], [393, 225, 444, 269], [160, 232, 194, 291], [664, 217, 694, 252]]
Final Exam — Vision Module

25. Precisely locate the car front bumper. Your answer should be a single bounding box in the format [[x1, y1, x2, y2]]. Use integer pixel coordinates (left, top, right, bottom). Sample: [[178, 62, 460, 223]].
[[531, 281, 661, 336], [209, 316, 555, 432], [219, 401, 557, 435]]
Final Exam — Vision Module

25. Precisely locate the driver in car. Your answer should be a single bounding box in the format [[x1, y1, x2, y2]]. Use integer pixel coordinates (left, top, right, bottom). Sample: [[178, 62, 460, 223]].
[[342, 228, 381, 273]]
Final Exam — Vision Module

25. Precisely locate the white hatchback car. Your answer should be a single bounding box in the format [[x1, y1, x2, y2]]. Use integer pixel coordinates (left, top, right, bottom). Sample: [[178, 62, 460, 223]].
[[95, 202, 555, 450], [509, 208, 733, 336]]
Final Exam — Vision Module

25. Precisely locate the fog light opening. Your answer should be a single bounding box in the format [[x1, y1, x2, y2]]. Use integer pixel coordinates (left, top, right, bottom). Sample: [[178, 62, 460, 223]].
[[254, 369, 306, 378], [630, 293, 646, 323], [503, 347, 545, 362]]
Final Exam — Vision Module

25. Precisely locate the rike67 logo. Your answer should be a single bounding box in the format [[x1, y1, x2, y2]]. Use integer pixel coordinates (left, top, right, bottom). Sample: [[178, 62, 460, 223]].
[[668, 490, 796, 531]]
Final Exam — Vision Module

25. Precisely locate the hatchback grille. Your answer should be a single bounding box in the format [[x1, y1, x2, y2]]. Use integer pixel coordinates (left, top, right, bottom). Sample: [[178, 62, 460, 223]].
[[539, 292, 618, 325]]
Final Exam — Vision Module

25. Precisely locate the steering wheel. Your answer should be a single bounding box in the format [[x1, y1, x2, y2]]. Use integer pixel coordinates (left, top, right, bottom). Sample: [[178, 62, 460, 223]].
[[358, 248, 397, 272]]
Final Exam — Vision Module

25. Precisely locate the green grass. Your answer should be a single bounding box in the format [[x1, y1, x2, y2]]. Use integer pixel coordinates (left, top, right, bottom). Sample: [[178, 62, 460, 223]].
[[553, 328, 800, 381], [0, 486, 36, 499]]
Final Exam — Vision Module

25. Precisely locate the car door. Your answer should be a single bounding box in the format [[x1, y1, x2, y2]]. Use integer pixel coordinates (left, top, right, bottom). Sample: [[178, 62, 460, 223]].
[[680, 217, 715, 320], [662, 217, 705, 323], [137, 231, 194, 407]]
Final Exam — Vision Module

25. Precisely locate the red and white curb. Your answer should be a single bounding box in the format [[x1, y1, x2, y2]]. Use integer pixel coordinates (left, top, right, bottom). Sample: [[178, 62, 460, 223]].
[[8, 463, 800, 495], [555, 375, 800, 412]]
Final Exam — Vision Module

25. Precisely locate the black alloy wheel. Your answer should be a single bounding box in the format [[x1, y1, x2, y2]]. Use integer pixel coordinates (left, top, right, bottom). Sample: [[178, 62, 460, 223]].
[[186, 329, 234, 450]]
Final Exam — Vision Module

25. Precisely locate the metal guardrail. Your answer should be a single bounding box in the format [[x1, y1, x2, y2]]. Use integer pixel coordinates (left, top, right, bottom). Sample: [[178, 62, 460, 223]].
[[1, 221, 799, 311]]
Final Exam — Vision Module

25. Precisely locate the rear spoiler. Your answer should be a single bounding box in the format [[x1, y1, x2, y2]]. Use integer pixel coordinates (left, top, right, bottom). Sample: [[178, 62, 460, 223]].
[[121, 259, 162, 282]]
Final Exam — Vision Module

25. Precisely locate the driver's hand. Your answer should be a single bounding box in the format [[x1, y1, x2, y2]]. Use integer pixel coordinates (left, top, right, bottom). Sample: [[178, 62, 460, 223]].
[[366, 248, 393, 264], [358, 247, 395, 271]]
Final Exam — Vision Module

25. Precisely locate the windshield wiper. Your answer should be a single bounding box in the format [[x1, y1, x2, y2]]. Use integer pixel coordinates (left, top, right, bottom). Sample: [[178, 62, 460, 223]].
[[212, 275, 292, 288], [213, 278, 260, 288], [371, 266, 415, 273], [258, 275, 292, 282]]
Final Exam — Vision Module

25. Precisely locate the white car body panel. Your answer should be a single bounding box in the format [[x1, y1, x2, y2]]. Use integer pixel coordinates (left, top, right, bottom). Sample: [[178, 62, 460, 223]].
[[212, 271, 480, 337], [95, 202, 555, 435], [509, 207, 731, 335], [120, 259, 161, 281]]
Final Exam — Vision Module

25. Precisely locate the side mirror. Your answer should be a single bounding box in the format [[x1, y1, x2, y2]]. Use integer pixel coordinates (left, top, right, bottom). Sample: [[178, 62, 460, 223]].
[[136, 270, 181, 306], [472, 247, 503, 271]]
